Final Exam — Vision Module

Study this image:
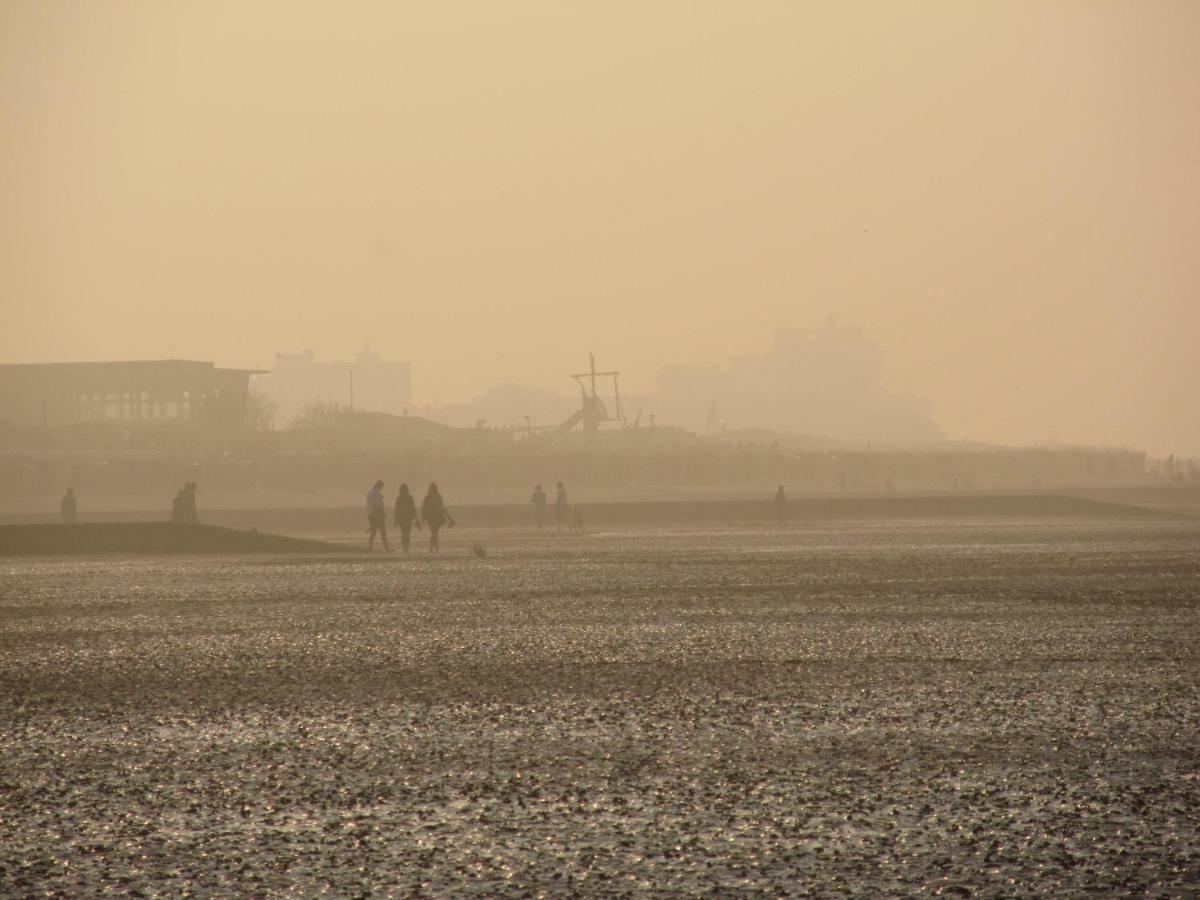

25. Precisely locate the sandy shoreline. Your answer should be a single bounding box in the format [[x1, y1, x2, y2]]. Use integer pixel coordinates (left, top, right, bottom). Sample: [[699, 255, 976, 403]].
[[2, 519, 1198, 894], [1, 490, 1190, 537]]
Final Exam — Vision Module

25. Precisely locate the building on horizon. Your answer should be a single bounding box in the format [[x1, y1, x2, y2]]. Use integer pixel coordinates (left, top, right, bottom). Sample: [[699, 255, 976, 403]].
[[257, 350, 412, 426], [650, 324, 941, 441], [0, 360, 264, 430]]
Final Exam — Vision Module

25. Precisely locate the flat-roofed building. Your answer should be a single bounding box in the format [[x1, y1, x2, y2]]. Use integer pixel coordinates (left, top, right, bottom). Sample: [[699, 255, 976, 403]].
[[0, 360, 265, 430]]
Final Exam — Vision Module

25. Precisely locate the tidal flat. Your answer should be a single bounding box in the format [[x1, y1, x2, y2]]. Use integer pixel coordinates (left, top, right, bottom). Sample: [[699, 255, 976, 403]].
[[2, 518, 1198, 896]]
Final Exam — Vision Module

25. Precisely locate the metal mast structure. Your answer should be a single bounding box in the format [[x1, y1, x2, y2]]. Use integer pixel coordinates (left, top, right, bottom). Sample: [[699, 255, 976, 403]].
[[556, 353, 626, 435]]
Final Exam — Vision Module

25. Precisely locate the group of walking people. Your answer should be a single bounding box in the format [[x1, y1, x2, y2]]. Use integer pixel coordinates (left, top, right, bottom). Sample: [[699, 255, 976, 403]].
[[367, 481, 454, 553], [367, 477, 585, 552], [62, 478, 787, 548], [530, 481, 582, 533]]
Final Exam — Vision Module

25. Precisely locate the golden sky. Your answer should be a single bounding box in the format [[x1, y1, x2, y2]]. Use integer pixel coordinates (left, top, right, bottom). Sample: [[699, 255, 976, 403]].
[[2, 2, 1197, 453]]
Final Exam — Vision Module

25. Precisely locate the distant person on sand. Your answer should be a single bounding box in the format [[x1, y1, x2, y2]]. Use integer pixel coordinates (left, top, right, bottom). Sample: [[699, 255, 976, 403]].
[[61, 487, 77, 524], [775, 485, 787, 524], [366, 479, 390, 552], [555, 481, 569, 532], [393, 483, 420, 553], [182, 482, 199, 524], [531, 483, 547, 529], [184, 482, 199, 523], [421, 483, 453, 553], [172, 482, 198, 524]]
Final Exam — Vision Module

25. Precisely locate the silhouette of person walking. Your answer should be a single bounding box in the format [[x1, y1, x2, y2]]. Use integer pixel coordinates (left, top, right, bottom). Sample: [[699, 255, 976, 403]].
[[171, 482, 199, 524], [531, 483, 547, 529], [421, 482, 453, 553], [182, 482, 198, 524], [393, 483, 420, 553], [366, 479, 390, 552], [61, 487, 77, 524], [555, 481, 568, 532], [775, 485, 787, 524]]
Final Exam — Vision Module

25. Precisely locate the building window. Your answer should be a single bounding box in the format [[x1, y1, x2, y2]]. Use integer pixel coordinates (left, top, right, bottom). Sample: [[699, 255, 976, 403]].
[[79, 393, 105, 422]]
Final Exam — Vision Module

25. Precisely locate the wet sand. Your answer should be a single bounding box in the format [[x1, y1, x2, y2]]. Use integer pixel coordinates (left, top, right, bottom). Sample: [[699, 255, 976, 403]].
[[2, 518, 1198, 895], [0, 523, 349, 557]]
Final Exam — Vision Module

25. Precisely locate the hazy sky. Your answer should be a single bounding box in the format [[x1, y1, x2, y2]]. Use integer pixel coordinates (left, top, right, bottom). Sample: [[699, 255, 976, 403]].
[[2, 2, 1197, 453]]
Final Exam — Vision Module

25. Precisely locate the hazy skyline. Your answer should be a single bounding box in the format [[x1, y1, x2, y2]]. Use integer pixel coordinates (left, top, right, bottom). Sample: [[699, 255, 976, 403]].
[[2, 2, 1197, 454]]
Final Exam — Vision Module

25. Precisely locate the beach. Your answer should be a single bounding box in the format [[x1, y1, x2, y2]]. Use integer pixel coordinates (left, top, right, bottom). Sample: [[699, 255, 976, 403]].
[[2, 515, 1198, 894]]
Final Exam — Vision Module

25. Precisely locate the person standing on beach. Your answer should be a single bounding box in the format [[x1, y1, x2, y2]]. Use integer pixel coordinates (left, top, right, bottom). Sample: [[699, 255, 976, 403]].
[[60, 487, 77, 524], [366, 479, 390, 552], [393, 483, 420, 553], [555, 481, 568, 532], [775, 485, 787, 524], [421, 482, 453, 553], [531, 483, 547, 529], [181, 482, 199, 524]]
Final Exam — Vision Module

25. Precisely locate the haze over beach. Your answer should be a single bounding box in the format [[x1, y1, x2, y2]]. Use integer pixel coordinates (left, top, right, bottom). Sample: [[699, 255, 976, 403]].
[[2, 2, 1198, 454], [3, 5, 1200, 897]]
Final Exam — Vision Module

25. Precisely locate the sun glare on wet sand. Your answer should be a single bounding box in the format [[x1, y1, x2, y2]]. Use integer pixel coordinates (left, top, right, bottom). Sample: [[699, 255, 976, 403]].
[[2, 517, 1198, 895]]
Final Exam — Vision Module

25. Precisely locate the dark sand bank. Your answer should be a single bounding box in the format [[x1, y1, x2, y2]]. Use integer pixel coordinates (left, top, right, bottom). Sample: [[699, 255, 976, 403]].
[[0, 522, 349, 557], [1, 492, 1184, 535], [1075, 484, 1200, 518]]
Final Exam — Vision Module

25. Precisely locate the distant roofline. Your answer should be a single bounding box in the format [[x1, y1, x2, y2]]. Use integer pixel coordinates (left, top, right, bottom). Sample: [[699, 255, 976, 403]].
[[0, 359, 269, 374]]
